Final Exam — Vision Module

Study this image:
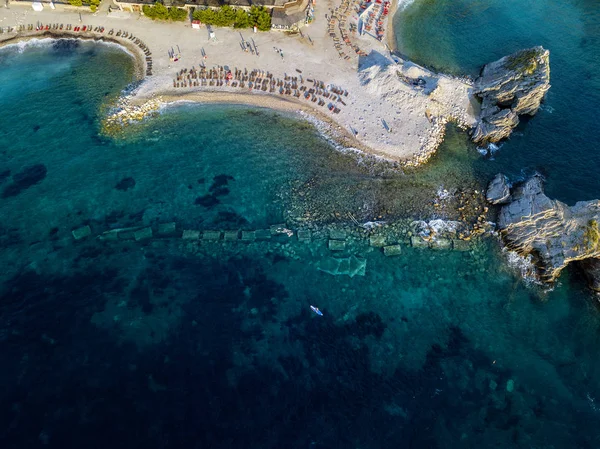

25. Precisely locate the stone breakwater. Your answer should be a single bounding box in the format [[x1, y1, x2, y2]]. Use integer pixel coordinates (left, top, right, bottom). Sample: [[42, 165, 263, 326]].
[[102, 96, 163, 134], [69, 217, 489, 280]]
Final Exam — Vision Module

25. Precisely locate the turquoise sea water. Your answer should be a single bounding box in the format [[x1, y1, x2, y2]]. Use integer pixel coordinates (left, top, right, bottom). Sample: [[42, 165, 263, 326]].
[[1, 11, 600, 447], [395, 0, 600, 203]]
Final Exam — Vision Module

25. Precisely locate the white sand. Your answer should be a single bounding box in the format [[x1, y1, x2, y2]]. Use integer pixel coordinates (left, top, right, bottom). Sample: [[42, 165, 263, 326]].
[[0, 0, 479, 164]]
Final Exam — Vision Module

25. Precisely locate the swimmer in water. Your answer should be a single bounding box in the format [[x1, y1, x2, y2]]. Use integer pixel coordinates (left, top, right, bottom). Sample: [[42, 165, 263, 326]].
[[310, 305, 323, 316]]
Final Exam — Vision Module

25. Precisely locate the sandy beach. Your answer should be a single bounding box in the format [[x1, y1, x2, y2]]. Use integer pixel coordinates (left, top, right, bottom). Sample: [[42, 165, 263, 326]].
[[0, 0, 478, 164]]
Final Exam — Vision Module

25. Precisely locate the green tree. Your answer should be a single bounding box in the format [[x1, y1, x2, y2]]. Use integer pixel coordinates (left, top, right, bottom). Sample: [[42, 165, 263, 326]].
[[248, 5, 261, 25], [193, 8, 217, 25], [68, 0, 83, 6], [143, 2, 169, 20], [233, 8, 250, 28], [169, 7, 188, 21], [142, 5, 154, 18], [153, 2, 169, 19], [255, 8, 271, 31], [248, 5, 271, 31], [214, 5, 235, 26]]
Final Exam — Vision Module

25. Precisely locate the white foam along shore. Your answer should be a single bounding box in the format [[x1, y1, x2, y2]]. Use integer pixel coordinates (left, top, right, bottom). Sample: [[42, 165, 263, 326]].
[[0, 0, 478, 166]]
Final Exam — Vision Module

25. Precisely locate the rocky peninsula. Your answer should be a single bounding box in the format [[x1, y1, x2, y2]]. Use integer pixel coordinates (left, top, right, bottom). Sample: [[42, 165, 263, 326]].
[[491, 174, 600, 290], [472, 46, 551, 144]]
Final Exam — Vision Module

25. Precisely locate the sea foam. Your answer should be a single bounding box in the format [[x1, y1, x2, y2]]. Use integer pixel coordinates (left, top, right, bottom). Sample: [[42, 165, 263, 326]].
[[397, 0, 416, 10]]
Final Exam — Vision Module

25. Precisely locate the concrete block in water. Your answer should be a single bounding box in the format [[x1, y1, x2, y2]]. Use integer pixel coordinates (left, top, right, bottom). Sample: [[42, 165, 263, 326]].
[[241, 230, 256, 241], [224, 230, 240, 241], [506, 379, 515, 393], [72, 225, 92, 240], [255, 229, 271, 240], [134, 227, 153, 241], [452, 239, 471, 252], [118, 227, 144, 240], [430, 238, 452, 250], [329, 228, 347, 240], [202, 230, 222, 241], [157, 222, 176, 236], [182, 230, 200, 240], [297, 229, 312, 242], [383, 244, 402, 256], [270, 224, 293, 237], [98, 229, 119, 241], [328, 239, 346, 251], [410, 236, 429, 248], [369, 235, 386, 247], [318, 255, 366, 277]]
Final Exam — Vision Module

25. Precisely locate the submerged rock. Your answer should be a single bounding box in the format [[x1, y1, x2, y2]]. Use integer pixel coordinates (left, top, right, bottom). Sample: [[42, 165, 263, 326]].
[[498, 174, 600, 286], [52, 39, 80, 55], [472, 46, 550, 144], [486, 173, 511, 205], [115, 177, 136, 191], [2, 164, 47, 198], [318, 255, 366, 277]]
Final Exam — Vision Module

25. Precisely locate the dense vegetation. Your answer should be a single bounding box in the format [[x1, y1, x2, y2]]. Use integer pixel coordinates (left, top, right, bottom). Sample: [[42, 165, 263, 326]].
[[193, 5, 272, 31], [67, 0, 100, 12], [505, 48, 541, 75], [584, 219, 600, 251], [142, 2, 189, 21]]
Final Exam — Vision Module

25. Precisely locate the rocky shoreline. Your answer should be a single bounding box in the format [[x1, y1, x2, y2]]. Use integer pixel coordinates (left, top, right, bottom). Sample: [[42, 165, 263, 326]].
[[472, 46, 551, 144], [488, 174, 600, 292]]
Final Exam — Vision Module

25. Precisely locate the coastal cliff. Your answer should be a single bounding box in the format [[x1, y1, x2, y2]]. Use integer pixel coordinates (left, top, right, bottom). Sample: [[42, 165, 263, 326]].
[[494, 175, 600, 288], [472, 46, 550, 144]]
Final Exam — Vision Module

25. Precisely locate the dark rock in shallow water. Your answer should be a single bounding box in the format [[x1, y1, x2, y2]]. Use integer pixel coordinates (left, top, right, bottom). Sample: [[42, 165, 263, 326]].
[[52, 39, 80, 55], [210, 174, 234, 192], [33, 125, 40, 132], [115, 177, 136, 191], [195, 194, 219, 208], [2, 164, 47, 198], [210, 174, 235, 190]]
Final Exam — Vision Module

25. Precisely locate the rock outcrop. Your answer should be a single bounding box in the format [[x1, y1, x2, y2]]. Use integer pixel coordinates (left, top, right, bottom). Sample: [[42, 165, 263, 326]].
[[486, 173, 511, 205], [472, 46, 550, 144], [497, 174, 600, 285]]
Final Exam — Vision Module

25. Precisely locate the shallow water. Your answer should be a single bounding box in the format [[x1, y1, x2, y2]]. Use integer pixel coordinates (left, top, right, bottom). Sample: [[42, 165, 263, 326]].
[[2, 38, 600, 448]]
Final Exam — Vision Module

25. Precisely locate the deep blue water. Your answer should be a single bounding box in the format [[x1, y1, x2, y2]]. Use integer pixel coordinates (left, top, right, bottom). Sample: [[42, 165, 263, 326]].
[[1, 19, 600, 449]]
